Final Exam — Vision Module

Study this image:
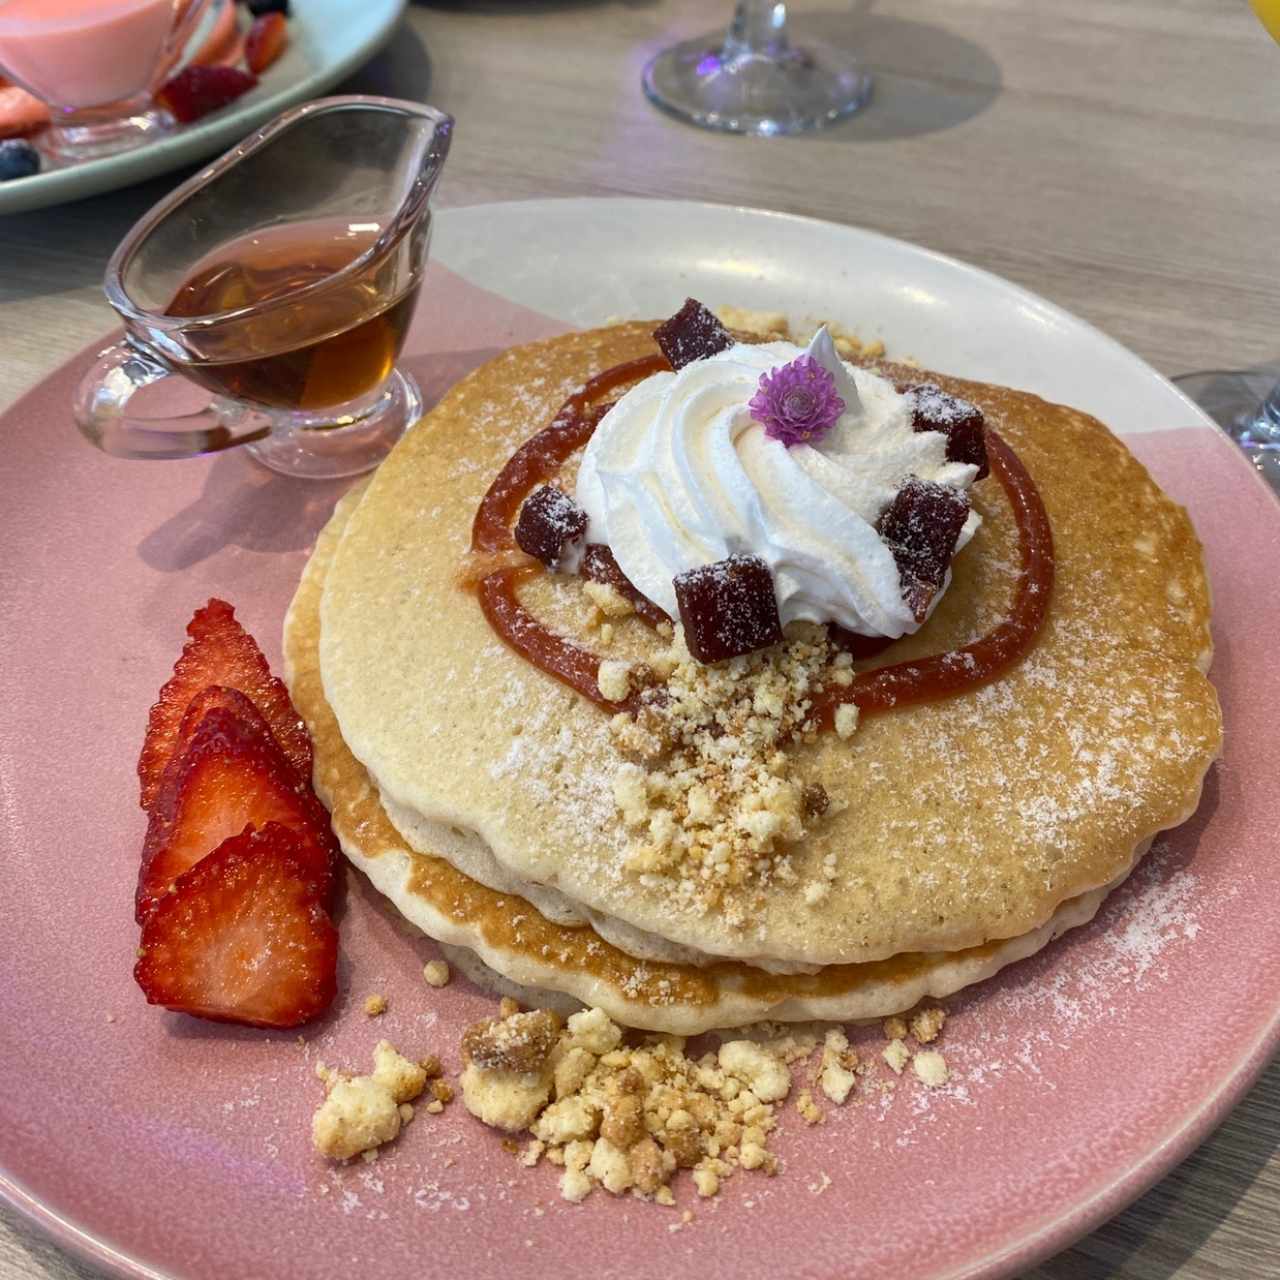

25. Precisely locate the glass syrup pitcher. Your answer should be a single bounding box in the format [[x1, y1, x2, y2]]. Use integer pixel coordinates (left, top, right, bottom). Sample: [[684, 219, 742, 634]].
[[74, 95, 453, 480]]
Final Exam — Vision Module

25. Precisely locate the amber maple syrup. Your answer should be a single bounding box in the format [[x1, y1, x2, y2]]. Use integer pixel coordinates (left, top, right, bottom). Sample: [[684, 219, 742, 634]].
[[165, 218, 420, 412]]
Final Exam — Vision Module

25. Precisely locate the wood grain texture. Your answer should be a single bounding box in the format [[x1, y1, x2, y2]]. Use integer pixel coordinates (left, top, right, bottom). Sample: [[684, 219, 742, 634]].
[[1, 1, 1277, 1277]]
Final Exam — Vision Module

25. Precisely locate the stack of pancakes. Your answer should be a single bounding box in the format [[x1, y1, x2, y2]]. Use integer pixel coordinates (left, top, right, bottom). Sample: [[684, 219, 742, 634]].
[[283, 322, 1222, 1034]]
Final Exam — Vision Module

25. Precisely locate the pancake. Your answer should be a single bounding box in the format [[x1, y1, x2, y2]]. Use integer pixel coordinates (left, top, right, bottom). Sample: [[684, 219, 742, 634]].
[[378, 787, 825, 973], [316, 323, 1222, 969], [284, 483, 1147, 1034]]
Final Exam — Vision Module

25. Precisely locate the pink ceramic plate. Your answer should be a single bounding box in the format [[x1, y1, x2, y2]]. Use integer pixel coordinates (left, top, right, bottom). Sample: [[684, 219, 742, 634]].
[[2, 221, 1279, 1280]]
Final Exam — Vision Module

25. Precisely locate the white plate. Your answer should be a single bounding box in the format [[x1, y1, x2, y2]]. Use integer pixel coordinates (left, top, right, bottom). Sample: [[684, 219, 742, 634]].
[[0, 0, 407, 217], [433, 197, 1217, 438]]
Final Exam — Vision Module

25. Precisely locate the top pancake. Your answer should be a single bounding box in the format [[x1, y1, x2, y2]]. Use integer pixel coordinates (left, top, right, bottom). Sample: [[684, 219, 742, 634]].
[[319, 322, 1221, 967]]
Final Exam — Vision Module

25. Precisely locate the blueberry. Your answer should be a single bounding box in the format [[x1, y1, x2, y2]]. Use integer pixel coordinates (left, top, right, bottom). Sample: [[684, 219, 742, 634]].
[[245, 0, 289, 15], [0, 139, 40, 182]]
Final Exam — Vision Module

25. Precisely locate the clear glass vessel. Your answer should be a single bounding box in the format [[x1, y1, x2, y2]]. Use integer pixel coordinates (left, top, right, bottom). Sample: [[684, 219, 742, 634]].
[[74, 95, 453, 480], [0, 0, 217, 161], [1172, 369, 1280, 492], [642, 1, 871, 136]]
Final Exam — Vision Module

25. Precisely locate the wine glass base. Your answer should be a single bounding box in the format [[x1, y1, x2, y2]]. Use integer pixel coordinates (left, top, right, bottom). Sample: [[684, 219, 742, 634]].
[[642, 34, 871, 135], [1172, 366, 1280, 493], [43, 105, 170, 163], [245, 368, 423, 480]]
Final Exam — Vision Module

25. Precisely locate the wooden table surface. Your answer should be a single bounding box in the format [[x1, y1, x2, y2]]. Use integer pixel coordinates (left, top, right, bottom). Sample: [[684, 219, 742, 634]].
[[1, 1, 1277, 1276]]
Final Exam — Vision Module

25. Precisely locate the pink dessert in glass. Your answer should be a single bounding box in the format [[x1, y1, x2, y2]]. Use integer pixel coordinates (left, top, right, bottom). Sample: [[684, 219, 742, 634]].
[[0, 0, 215, 160]]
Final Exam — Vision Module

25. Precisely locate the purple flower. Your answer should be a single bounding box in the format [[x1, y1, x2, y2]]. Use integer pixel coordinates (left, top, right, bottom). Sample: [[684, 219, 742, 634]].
[[747, 355, 845, 447]]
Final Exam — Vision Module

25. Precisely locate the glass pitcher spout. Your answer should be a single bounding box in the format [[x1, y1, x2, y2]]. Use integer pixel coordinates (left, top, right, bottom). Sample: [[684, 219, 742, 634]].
[[77, 96, 455, 480]]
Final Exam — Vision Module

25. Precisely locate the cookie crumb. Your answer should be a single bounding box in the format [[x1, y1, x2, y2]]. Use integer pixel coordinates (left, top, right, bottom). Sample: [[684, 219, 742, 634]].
[[364, 994, 387, 1017], [882, 1016, 908, 1041], [913, 1050, 949, 1088], [597, 659, 632, 702], [818, 1030, 857, 1105], [311, 1040, 430, 1160], [882, 1039, 909, 1075], [423, 960, 451, 988], [834, 703, 859, 740], [909, 1007, 946, 1044], [795, 1090, 823, 1125], [584, 580, 636, 619], [459, 1002, 800, 1204]]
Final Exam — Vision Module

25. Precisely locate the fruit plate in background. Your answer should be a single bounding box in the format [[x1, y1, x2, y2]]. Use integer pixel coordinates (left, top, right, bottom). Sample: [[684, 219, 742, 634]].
[[0, 0, 407, 217], [0, 199, 1278, 1280]]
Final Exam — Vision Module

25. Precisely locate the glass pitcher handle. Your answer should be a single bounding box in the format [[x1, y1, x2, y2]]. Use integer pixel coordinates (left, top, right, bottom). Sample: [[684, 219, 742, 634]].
[[73, 339, 269, 460]]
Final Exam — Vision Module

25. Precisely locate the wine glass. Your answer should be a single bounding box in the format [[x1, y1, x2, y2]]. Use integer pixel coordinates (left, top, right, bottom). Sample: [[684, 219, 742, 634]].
[[1172, 0, 1280, 491], [642, 1, 871, 136]]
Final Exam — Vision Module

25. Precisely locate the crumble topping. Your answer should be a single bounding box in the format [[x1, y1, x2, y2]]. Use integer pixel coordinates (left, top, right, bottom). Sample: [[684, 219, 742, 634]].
[[597, 659, 632, 703], [584, 580, 635, 619], [363, 993, 387, 1017], [818, 1029, 859, 1104], [312, 1041, 445, 1160], [910, 1006, 946, 1044], [423, 959, 451, 988], [459, 1003, 833, 1203], [453, 1002, 950, 1205], [882, 1038, 910, 1075], [913, 1050, 949, 1088], [881, 1009, 949, 1081], [459, 1008, 562, 1131], [605, 622, 860, 918]]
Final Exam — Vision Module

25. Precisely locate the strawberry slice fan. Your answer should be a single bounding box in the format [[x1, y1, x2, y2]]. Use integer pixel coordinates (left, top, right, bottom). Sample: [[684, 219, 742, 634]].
[[132, 599, 339, 1029]]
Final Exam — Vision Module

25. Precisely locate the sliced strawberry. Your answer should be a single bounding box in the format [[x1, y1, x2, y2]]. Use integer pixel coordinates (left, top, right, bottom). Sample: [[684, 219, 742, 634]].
[[245, 13, 288, 75], [134, 823, 337, 1028], [156, 66, 257, 125], [137, 700, 334, 921], [174, 684, 265, 747], [188, 0, 240, 67], [138, 599, 311, 811]]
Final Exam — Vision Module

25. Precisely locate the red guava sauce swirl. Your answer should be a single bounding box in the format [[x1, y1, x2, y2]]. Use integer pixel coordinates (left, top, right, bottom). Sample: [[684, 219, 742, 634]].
[[471, 354, 667, 711], [470, 354, 1054, 721], [814, 428, 1054, 725]]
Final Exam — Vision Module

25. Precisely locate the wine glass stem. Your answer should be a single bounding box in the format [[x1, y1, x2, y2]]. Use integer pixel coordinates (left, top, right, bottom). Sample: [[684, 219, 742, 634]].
[[725, 1, 790, 58]]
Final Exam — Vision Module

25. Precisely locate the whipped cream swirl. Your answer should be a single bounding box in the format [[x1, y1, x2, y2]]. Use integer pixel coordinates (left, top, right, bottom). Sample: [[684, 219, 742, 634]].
[[575, 332, 980, 638]]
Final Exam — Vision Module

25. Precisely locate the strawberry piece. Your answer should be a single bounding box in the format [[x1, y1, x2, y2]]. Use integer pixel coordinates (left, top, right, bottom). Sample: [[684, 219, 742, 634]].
[[245, 13, 288, 74], [188, 0, 240, 67], [0, 83, 49, 139], [137, 700, 334, 921], [156, 66, 257, 125], [138, 599, 311, 811], [134, 823, 337, 1028]]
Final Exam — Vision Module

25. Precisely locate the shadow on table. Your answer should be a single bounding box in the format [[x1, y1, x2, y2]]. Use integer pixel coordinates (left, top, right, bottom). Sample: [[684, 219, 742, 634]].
[[337, 11, 433, 101], [1025, 1055, 1280, 1278], [0, 169, 202, 303], [133, 347, 501, 572], [136, 452, 349, 572], [797, 11, 1002, 143]]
